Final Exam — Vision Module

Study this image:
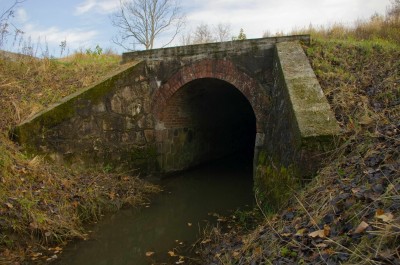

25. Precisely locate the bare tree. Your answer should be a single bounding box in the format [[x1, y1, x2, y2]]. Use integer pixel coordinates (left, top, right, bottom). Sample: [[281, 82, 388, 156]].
[[0, 0, 25, 48], [179, 31, 192, 46], [213, 22, 231, 42], [111, 0, 185, 50], [180, 22, 233, 46], [192, 23, 214, 44], [262, 30, 271, 38], [387, 0, 400, 21]]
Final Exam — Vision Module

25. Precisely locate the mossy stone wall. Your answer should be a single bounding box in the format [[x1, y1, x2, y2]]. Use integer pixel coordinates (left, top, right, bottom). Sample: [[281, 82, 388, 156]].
[[13, 61, 158, 173]]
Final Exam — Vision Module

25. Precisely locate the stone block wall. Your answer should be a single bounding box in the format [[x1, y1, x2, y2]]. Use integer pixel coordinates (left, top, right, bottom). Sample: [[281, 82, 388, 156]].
[[13, 62, 159, 173]]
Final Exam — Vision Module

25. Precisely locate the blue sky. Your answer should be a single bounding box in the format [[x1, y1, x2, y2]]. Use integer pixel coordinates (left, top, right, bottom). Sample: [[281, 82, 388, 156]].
[[0, 0, 392, 56]]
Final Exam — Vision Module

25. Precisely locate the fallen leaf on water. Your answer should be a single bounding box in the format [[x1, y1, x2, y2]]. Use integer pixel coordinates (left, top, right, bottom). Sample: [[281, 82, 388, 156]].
[[168, 250, 177, 257], [354, 221, 369, 234], [145, 251, 155, 257], [176, 256, 185, 264]]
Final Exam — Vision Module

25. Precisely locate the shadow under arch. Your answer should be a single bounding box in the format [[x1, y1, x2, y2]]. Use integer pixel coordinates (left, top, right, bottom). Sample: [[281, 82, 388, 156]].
[[152, 59, 269, 173], [152, 59, 269, 133]]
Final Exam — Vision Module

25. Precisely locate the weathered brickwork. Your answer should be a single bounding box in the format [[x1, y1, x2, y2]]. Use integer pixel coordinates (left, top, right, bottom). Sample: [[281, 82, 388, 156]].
[[156, 78, 256, 171], [152, 59, 268, 132], [14, 36, 340, 206]]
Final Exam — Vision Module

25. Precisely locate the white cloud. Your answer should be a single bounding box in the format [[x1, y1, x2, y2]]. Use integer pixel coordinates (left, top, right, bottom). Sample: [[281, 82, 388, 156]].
[[181, 0, 392, 39], [22, 23, 98, 50], [75, 0, 119, 15], [15, 8, 29, 23]]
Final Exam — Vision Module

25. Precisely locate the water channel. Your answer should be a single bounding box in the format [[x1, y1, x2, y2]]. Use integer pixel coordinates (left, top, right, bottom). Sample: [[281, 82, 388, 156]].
[[54, 152, 255, 265]]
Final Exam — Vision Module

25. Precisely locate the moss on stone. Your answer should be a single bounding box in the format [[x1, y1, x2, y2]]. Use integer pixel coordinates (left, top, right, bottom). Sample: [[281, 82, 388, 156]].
[[251, 42, 260, 52], [129, 145, 157, 160], [14, 62, 145, 153], [255, 161, 300, 211], [254, 150, 302, 211], [275, 41, 340, 140]]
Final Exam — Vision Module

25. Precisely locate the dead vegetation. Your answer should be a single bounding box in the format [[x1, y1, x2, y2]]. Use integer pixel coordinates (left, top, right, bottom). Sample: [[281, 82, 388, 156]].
[[1, 2, 399, 264], [0, 51, 121, 130], [198, 6, 400, 265], [0, 52, 161, 264], [290, 0, 400, 46]]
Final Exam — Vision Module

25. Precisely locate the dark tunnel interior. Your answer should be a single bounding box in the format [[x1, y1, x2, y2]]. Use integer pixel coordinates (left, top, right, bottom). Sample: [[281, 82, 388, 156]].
[[160, 78, 256, 172]]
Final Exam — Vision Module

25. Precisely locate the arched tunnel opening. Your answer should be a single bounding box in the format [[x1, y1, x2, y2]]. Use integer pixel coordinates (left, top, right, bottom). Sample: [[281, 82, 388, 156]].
[[158, 78, 257, 173]]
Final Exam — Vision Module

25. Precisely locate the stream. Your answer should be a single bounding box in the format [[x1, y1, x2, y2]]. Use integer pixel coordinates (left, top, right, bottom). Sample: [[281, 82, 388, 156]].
[[54, 153, 254, 265]]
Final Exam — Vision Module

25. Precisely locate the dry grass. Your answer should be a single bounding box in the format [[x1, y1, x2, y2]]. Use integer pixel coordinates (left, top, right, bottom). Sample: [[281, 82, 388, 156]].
[[0, 51, 120, 131], [290, 2, 400, 48], [199, 19, 400, 265], [0, 134, 160, 263], [0, 52, 161, 264]]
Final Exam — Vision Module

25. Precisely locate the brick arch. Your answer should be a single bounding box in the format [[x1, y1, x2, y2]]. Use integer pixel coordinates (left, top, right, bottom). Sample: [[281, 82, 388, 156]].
[[152, 59, 269, 132]]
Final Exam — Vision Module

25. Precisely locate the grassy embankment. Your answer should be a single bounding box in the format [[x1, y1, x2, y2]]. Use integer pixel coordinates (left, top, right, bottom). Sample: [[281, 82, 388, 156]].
[[199, 9, 400, 265], [0, 52, 160, 264]]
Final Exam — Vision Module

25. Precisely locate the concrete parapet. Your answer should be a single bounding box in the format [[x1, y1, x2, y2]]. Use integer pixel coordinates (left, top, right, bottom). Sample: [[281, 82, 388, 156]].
[[122, 35, 310, 63]]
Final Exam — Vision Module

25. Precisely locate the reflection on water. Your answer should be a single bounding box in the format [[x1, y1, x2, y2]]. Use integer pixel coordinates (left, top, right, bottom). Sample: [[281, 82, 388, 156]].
[[54, 154, 254, 265]]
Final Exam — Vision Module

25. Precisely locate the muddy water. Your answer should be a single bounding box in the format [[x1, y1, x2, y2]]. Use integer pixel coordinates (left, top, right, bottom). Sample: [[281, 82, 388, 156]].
[[55, 154, 254, 265]]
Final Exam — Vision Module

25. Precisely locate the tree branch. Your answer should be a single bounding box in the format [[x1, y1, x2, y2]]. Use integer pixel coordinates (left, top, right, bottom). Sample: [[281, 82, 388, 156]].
[[110, 0, 185, 50]]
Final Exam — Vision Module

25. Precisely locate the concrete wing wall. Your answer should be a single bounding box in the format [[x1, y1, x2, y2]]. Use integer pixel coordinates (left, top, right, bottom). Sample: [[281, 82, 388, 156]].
[[254, 41, 340, 209]]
